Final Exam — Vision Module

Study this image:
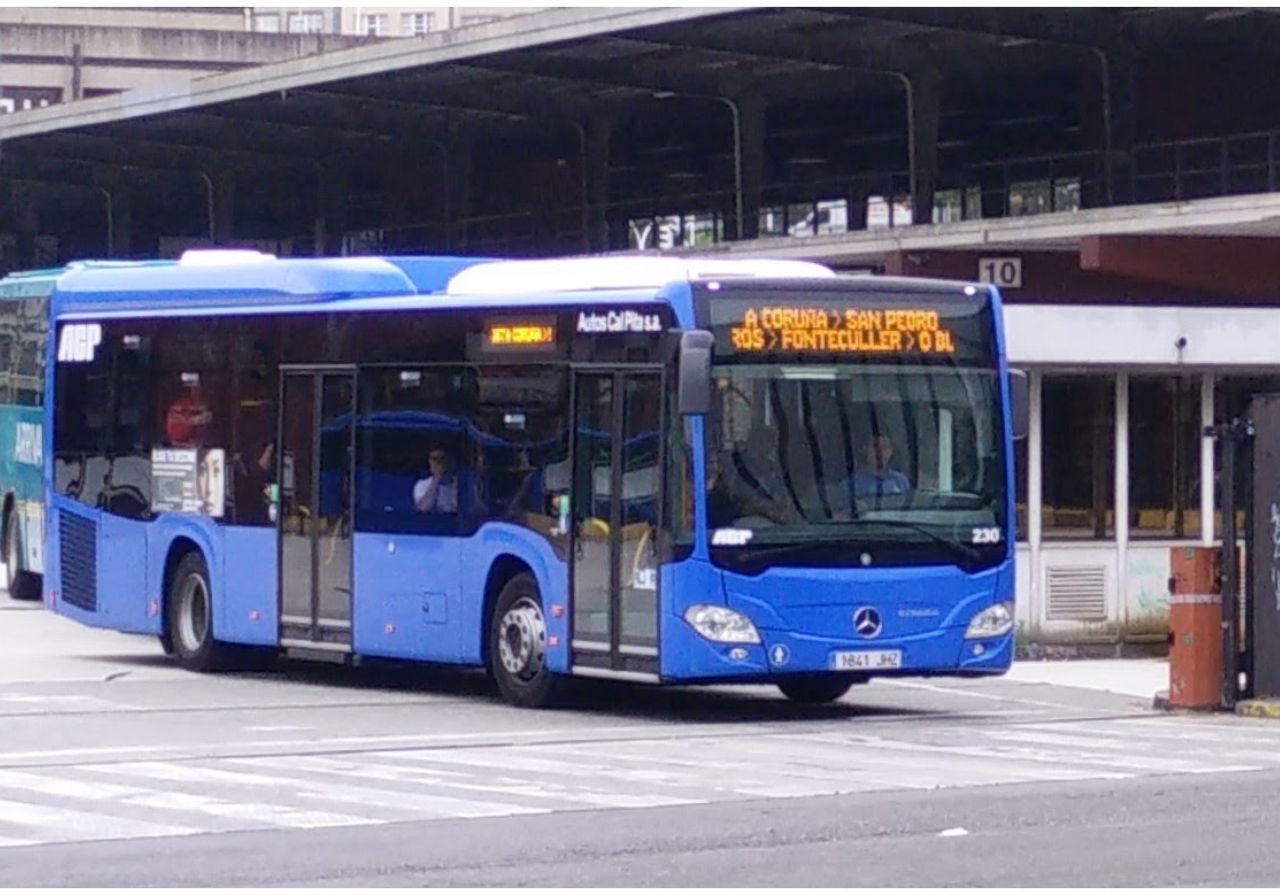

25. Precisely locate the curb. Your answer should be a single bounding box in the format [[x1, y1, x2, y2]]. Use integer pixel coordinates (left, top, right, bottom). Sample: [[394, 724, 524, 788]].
[[1152, 689, 1240, 714], [1235, 700, 1280, 719], [1153, 692, 1280, 718]]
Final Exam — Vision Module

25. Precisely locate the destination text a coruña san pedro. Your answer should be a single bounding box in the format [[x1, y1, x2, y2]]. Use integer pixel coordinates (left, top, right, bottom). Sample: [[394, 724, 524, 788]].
[[734, 307, 955, 353]]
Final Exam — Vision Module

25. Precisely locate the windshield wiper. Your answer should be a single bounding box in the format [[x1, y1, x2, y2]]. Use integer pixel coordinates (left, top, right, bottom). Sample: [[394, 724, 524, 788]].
[[838, 517, 981, 566], [713, 521, 982, 569], [711, 533, 860, 563]]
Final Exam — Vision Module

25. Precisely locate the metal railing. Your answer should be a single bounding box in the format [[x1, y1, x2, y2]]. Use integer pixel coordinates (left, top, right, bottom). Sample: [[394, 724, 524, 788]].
[[333, 127, 1280, 257]]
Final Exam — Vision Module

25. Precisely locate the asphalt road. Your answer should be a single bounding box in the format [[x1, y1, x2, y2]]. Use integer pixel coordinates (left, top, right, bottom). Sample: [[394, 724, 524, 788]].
[[3, 593, 1279, 886]]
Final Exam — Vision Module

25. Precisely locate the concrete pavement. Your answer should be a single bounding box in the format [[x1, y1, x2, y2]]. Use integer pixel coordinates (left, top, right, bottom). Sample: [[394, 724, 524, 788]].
[[8, 597, 1280, 886], [6, 589, 1174, 696]]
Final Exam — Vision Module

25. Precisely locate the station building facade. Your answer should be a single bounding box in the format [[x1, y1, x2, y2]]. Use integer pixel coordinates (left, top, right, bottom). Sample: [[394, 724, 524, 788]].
[[874, 241, 1279, 648]]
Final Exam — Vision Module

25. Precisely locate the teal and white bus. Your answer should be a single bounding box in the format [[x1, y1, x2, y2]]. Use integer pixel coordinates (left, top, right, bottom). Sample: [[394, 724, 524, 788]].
[[0, 267, 55, 599]]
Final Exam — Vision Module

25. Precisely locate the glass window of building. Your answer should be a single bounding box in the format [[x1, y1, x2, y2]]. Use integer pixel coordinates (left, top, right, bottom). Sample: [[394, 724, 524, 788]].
[[402, 12, 434, 35], [1129, 376, 1200, 539], [1041, 374, 1115, 539], [288, 11, 325, 33], [1214, 375, 1280, 538], [361, 14, 387, 36]]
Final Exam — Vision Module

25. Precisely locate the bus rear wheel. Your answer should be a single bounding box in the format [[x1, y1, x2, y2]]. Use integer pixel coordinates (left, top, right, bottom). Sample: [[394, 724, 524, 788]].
[[489, 572, 562, 708], [166, 552, 229, 672], [777, 676, 857, 704], [3, 511, 39, 601]]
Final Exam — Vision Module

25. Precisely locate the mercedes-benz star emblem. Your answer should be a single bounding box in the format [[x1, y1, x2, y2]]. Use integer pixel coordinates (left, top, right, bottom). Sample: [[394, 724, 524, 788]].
[[853, 606, 882, 639]]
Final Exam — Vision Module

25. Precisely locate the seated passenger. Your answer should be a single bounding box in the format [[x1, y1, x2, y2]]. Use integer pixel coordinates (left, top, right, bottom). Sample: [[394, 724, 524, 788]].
[[851, 434, 912, 498], [413, 447, 459, 513]]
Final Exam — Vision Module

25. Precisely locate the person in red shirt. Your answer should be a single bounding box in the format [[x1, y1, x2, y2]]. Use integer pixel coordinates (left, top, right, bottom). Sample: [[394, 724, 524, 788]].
[[165, 386, 212, 447]]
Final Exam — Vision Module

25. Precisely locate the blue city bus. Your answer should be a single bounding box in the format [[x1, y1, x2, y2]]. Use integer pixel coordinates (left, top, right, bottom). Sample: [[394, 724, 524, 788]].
[[44, 251, 1026, 707], [0, 267, 58, 599]]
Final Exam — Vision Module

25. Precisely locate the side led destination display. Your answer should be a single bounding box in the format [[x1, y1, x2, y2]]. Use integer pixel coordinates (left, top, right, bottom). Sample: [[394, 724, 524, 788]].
[[728, 307, 956, 355], [485, 320, 556, 348]]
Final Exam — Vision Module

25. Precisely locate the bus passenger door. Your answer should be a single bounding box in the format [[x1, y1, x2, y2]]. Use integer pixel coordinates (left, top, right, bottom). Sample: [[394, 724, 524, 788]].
[[277, 369, 355, 654], [570, 370, 664, 679]]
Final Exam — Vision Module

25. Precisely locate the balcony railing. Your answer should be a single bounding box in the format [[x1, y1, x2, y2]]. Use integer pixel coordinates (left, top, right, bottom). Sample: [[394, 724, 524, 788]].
[[337, 127, 1280, 257]]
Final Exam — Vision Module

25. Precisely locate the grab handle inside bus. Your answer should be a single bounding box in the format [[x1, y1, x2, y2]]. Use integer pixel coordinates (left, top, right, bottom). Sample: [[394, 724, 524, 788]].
[[678, 330, 715, 416], [1009, 368, 1029, 440]]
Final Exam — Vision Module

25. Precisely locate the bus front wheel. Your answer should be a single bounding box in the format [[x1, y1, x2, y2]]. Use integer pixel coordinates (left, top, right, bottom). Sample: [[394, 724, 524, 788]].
[[489, 572, 562, 708], [166, 552, 229, 672], [777, 676, 857, 704]]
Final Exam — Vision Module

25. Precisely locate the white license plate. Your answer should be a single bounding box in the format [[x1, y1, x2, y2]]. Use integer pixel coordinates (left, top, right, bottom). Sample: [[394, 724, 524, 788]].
[[830, 649, 902, 671]]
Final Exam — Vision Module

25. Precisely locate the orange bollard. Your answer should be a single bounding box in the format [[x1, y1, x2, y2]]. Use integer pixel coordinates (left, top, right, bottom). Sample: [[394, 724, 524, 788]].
[[1167, 547, 1224, 710]]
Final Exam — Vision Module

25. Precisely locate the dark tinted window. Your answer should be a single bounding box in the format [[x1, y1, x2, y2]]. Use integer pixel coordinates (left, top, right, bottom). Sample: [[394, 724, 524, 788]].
[[53, 324, 113, 509], [358, 366, 475, 535], [54, 316, 281, 524], [1042, 374, 1115, 540], [0, 297, 48, 406], [357, 364, 570, 547], [471, 366, 570, 532]]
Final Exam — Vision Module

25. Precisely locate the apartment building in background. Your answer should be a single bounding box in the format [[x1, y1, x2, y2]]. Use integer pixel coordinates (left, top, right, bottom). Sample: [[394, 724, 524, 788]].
[[0, 6, 541, 114], [248, 7, 541, 37]]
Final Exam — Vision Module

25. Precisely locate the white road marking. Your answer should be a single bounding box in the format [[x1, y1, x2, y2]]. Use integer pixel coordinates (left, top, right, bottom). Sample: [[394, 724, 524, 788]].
[[89, 759, 550, 821], [235, 754, 701, 810], [0, 714, 1279, 849], [0, 796, 200, 842]]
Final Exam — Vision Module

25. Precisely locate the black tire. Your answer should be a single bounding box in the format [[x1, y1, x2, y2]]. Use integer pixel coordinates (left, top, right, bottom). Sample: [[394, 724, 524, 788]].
[[777, 676, 857, 704], [3, 510, 40, 601], [489, 572, 563, 708], [166, 551, 229, 672]]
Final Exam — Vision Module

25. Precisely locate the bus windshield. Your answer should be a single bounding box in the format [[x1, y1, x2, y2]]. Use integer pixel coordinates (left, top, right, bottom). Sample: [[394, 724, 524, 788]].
[[705, 362, 1006, 571]]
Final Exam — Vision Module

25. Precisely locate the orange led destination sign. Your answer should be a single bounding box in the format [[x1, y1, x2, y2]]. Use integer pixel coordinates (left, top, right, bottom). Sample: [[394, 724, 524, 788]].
[[486, 322, 556, 347], [729, 306, 957, 354]]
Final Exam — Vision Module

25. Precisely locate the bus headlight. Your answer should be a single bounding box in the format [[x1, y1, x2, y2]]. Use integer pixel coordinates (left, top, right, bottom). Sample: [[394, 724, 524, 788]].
[[684, 605, 761, 644], [965, 602, 1014, 639]]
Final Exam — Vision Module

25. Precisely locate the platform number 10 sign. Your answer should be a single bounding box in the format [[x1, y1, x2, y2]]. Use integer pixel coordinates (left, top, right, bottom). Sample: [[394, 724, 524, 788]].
[[978, 257, 1022, 289]]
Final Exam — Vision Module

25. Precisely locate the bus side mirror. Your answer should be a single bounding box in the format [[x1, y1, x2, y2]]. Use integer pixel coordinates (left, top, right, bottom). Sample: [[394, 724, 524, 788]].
[[678, 330, 714, 416], [1010, 368, 1029, 441]]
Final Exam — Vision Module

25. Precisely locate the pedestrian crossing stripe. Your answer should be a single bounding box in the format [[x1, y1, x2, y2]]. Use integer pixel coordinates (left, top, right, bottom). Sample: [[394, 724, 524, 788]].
[[0, 717, 1276, 849]]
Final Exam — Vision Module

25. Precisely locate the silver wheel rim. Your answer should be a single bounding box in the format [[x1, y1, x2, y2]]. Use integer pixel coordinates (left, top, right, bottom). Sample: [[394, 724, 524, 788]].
[[497, 596, 546, 683], [177, 573, 209, 653]]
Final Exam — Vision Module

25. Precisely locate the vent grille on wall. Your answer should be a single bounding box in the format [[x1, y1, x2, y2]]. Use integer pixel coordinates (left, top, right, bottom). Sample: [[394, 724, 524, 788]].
[[1045, 565, 1108, 621]]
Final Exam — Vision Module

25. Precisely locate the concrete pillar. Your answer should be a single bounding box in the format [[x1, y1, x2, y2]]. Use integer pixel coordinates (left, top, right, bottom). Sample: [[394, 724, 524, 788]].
[[314, 164, 348, 256], [846, 189, 869, 233], [908, 66, 942, 227], [1107, 49, 1137, 205], [1078, 45, 1136, 207], [977, 165, 1007, 219], [445, 134, 472, 251], [212, 170, 236, 245], [9, 184, 39, 269], [584, 115, 612, 253], [104, 185, 132, 257], [738, 93, 766, 241]]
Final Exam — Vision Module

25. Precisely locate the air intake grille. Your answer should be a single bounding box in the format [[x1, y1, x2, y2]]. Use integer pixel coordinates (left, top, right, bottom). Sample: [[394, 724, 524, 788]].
[[1045, 566, 1108, 621], [59, 512, 97, 611]]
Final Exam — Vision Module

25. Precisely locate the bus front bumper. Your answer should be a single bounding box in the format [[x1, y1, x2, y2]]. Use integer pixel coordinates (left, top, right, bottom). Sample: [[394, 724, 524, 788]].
[[663, 617, 1014, 682]]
